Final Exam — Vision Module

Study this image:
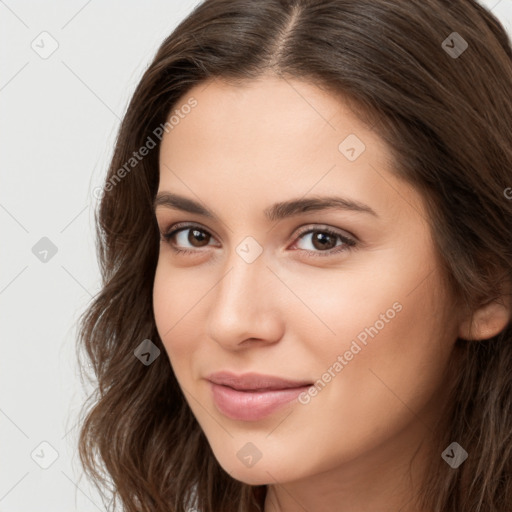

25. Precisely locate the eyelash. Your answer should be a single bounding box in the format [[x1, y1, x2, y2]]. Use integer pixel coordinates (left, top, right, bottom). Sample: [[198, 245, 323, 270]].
[[160, 222, 357, 258]]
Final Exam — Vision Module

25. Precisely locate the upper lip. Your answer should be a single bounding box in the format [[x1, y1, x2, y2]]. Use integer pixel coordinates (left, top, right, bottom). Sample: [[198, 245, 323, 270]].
[[206, 371, 313, 391]]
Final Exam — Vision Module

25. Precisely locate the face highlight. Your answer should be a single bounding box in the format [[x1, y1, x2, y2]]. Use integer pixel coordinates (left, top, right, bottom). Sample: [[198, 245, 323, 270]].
[[152, 75, 461, 506]]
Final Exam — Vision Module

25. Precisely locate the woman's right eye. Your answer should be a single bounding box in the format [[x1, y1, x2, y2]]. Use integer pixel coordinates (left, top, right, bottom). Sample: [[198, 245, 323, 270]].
[[161, 224, 217, 255]]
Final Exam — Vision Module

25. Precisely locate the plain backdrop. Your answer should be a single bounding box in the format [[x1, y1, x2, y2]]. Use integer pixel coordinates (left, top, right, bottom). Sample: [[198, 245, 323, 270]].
[[1, 1, 511, 510]]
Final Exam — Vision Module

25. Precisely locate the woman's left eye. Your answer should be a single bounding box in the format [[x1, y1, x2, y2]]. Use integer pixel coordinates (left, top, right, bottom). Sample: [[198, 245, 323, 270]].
[[160, 223, 357, 257]]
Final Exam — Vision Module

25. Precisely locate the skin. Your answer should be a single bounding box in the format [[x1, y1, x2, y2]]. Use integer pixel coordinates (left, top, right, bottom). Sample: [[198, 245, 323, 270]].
[[152, 75, 507, 512]]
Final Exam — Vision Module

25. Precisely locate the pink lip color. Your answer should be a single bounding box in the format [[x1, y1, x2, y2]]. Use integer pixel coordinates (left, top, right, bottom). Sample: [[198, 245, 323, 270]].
[[206, 371, 312, 421], [210, 383, 309, 421]]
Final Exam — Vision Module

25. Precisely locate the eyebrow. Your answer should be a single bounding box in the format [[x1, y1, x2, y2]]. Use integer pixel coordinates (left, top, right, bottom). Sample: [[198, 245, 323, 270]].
[[153, 192, 378, 221]]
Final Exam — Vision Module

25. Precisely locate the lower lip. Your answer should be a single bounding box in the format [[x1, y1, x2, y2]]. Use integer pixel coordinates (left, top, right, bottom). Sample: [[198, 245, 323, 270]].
[[209, 382, 310, 421]]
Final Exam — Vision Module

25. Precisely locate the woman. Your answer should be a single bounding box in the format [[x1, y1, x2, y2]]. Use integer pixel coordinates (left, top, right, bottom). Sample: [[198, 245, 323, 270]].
[[77, 0, 512, 510]]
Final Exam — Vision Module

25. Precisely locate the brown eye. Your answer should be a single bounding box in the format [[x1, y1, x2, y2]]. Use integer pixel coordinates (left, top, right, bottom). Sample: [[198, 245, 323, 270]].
[[163, 226, 212, 247], [161, 223, 356, 258], [160, 223, 218, 254], [185, 228, 210, 247], [292, 226, 357, 258], [310, 231, 338, 251]]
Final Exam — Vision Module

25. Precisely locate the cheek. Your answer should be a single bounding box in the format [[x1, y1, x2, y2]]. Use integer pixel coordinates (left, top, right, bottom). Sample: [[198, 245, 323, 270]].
[[153, 264, 175, 339], [152, 263, 201, 370], [270, 253, 429, 366], [302, 269, 455, 437], [287, 250, 456, 428]]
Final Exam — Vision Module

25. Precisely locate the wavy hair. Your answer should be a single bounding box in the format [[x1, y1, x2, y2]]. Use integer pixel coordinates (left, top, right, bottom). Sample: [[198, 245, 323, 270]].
[[76, 0, 512, 510]]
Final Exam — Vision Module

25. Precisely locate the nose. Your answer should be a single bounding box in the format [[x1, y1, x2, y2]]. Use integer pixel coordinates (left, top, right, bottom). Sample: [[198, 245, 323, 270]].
[[206, 251, 285, 350]]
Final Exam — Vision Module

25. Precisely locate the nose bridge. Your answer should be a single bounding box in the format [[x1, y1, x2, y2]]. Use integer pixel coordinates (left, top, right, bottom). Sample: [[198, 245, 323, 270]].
[[217, 229, 268, 294], [206, 242, 283, 346], [217, 244, 267, 311]]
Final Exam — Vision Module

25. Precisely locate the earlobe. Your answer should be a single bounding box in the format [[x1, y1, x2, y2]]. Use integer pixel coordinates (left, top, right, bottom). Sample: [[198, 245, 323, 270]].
[[458, 295, 511, 341]]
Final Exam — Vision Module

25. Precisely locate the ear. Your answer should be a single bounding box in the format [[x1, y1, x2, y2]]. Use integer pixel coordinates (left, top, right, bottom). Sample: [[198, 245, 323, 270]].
[[458, 294, 511, 341]]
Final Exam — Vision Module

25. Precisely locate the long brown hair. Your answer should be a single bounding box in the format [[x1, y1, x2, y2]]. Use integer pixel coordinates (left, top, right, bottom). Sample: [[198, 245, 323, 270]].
[[76, 1, 512, 510]]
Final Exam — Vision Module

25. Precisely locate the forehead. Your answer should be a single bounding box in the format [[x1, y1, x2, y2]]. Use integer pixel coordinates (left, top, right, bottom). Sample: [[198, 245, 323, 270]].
[[164, 75, 379, 153], [157, 76, 426, 227]]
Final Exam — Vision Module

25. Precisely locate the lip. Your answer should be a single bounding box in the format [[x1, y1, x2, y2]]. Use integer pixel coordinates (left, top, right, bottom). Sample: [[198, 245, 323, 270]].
[[206, 371, 313, 421]]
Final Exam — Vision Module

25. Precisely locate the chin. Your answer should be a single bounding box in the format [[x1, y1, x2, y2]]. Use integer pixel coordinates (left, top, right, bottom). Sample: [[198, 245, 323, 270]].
[[228, 468, 273, 486], [212, 448, 300, 486]]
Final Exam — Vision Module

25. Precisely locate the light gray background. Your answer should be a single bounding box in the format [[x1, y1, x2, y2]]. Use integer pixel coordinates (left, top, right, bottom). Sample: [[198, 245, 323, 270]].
[[1, 1, 511, 510]]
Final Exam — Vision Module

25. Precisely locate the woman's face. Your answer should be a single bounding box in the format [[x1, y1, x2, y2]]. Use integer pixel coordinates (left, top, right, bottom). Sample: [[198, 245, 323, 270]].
[[153, 75, 461, 487]]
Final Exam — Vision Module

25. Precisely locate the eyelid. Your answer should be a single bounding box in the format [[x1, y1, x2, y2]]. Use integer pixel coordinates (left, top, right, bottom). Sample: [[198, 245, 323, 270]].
[[161, 221, 219, 243], [293, 224, 356, 243]]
